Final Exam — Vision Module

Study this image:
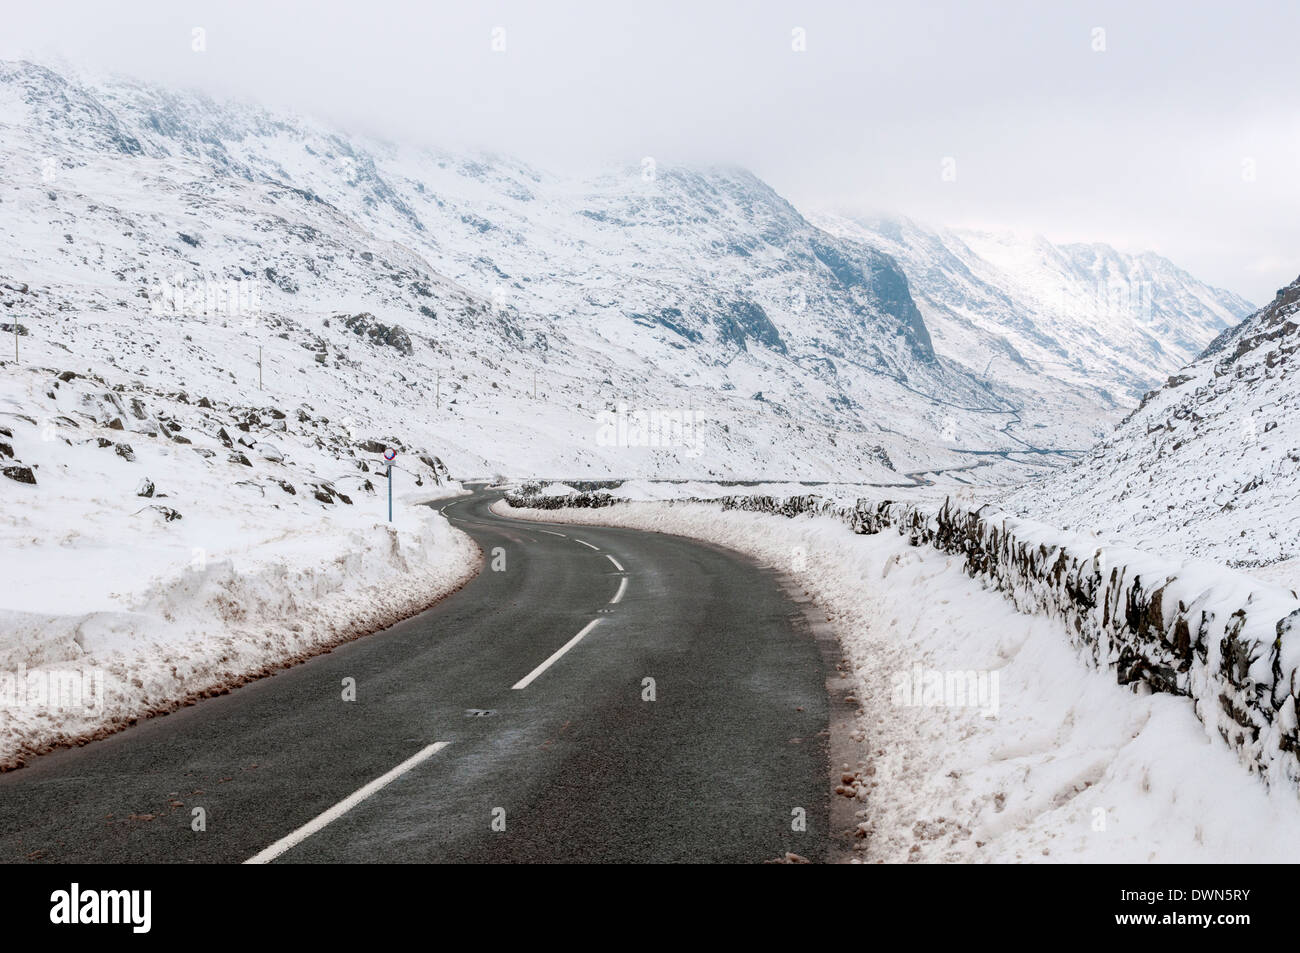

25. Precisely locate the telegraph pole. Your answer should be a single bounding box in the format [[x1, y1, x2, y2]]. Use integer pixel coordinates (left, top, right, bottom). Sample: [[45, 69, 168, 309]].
[[258, 346, 263, 390]]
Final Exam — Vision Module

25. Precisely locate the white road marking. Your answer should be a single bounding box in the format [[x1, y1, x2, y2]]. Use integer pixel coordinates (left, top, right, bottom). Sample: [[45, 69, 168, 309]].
[[512, 619, 602, 690], [574, 538, 599, 551], [605, 554, 624, 571], [244, 741, 451, 864], [610, 576, 628, 604], [538, 530, 567, 538]]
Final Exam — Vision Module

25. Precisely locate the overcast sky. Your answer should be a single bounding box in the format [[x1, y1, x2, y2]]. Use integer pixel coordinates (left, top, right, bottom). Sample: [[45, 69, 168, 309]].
[[5, 0, 1297, 303]]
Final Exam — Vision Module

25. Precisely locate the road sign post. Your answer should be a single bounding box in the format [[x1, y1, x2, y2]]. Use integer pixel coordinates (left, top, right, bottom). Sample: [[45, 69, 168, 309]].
[[383, 448, 396, 521]]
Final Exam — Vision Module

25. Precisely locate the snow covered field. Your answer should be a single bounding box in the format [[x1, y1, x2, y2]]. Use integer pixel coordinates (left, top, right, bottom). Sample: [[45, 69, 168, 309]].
[[499, 499, 1300, 862]]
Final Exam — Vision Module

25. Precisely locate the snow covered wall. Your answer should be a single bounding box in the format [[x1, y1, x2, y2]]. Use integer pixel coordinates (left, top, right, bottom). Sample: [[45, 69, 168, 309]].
[[512, 488, 1300, 790]]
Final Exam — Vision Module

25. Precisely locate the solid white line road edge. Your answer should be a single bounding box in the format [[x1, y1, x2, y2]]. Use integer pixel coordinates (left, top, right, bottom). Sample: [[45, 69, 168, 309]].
[[511, 619, 602, 690], [244, 741, 451, 864], [574, 538, 600, 550], [610, 576, 628, 604], [605, 554, 624, 571]]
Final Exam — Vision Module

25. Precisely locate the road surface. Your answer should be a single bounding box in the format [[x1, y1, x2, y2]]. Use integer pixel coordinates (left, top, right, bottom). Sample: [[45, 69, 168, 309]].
[[0, 490, 839, 863]]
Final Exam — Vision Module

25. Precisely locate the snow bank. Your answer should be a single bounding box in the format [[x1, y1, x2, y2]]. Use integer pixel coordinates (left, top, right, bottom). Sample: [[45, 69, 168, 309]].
[[0, 361, 479, 768], [499, 494, 1300, 861], [0, 504, 477, 768]]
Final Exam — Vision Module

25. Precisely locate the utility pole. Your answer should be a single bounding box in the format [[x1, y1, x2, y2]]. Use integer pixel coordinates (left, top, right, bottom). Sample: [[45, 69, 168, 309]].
[[258, 346, 263, 390], [12, 321, 17, 363], [436, 372, 441, 409], [533, 369, 537, 399], [383, 448, 396, 521]]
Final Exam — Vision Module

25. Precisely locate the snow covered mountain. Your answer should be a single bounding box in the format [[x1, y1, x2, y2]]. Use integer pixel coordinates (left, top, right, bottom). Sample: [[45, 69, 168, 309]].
[[816, 215, 1253, 440], [1, 59, 1151, 492], [1007, 273, 1300, 575]]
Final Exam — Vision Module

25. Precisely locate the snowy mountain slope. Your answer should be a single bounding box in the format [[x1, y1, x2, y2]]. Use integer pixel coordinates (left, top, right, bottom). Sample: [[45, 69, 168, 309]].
[[0, 59, 1090, 488], [1006, 273, 1300, 571], [816, 215, 1253, 441]]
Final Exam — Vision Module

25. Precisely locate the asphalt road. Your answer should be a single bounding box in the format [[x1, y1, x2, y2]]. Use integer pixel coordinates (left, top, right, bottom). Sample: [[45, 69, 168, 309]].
[[0, 489, 838, 863]]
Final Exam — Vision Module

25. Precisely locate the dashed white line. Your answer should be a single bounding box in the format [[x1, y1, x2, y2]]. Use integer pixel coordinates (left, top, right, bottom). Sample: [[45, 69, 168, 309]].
[[538, 529, 567, 538], [244, 741, 451, 864], [605, 554, 624, 572], [610, 576, 628, 604], [574, 538, 600, 551], [511, 619, 602, 690]]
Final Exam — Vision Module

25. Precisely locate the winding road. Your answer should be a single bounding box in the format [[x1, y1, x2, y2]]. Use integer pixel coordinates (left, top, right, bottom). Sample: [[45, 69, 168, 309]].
[[0, 489, 839, 863]]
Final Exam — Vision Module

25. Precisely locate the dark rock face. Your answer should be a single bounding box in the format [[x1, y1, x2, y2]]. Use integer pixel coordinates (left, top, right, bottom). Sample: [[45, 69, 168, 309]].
[[263, 266, 299, 294], [339, 313, 414, 356], [863, 256, 934, 361], [417, 453, 450, 485], [310, 482, 352, 505], [809, 240, 934, 361], [2, 465, 36, 485], [635, 307, 701, 344], [1201, 272, 1300, 361], [713, 300, 786, 354]]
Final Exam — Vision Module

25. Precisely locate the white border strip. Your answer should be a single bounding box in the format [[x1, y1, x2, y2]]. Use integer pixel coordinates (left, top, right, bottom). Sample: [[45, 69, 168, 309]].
[[511, 619, 602, 690], [244, 741, 450, 864]]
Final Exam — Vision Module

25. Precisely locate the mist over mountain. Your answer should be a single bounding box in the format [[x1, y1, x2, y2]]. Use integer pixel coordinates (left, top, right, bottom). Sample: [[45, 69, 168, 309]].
[[0, 58, 1255, 491], [818, 215, 1253, 444]]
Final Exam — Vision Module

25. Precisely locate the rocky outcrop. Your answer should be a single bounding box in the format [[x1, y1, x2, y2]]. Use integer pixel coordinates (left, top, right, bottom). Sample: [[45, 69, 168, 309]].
[[339, 313, 413, 356]]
